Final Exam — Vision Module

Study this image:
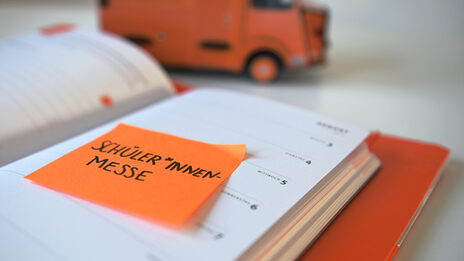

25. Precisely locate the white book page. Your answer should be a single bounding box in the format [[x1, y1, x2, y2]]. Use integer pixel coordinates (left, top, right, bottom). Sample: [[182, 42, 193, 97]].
[[0, 28, 173, 165], [0, 89, 368, 261]]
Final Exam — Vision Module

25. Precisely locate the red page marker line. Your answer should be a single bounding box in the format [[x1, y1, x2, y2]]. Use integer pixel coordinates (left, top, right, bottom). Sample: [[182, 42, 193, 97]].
[[173, 81, 191, 94], [40, 24, 74, 36]]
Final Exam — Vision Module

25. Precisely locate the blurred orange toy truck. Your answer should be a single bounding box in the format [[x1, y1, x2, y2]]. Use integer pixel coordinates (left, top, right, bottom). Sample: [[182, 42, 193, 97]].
[[100, 0, 329, 82]]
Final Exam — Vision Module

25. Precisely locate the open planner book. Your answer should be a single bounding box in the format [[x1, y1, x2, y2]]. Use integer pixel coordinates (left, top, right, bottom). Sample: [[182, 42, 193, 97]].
[[0, 28, 380, 261]]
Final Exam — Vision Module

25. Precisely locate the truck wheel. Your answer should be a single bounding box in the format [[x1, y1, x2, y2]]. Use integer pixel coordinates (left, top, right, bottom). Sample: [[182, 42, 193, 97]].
[[247, 54, 280, 83]]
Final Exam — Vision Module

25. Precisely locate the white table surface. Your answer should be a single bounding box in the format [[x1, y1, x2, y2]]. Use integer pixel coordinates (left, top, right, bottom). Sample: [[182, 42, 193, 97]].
[[1, 0, 463, 260]]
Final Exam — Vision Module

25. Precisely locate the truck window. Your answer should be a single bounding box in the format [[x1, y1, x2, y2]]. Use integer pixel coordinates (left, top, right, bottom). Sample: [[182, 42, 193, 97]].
[[252, 0, 294, 9]]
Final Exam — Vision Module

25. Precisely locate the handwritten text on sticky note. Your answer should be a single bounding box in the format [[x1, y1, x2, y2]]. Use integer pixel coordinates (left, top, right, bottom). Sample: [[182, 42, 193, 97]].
[[25, 123, 246, 226]]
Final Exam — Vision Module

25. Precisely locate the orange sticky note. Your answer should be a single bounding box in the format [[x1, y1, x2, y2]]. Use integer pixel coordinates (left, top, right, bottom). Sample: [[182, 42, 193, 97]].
[[25, 123, 246, 227]]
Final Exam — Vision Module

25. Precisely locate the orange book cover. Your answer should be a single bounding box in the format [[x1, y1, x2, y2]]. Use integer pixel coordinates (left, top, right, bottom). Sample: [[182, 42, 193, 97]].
[[300, 133, 449, 261]]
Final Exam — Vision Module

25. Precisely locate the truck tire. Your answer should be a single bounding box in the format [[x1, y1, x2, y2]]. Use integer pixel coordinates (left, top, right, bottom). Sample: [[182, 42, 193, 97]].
[[246, 54, 281, 83]]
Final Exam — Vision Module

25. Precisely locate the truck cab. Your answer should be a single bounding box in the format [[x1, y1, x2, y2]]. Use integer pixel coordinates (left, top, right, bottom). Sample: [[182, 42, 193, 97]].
[[100, 0, 329, 82]]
